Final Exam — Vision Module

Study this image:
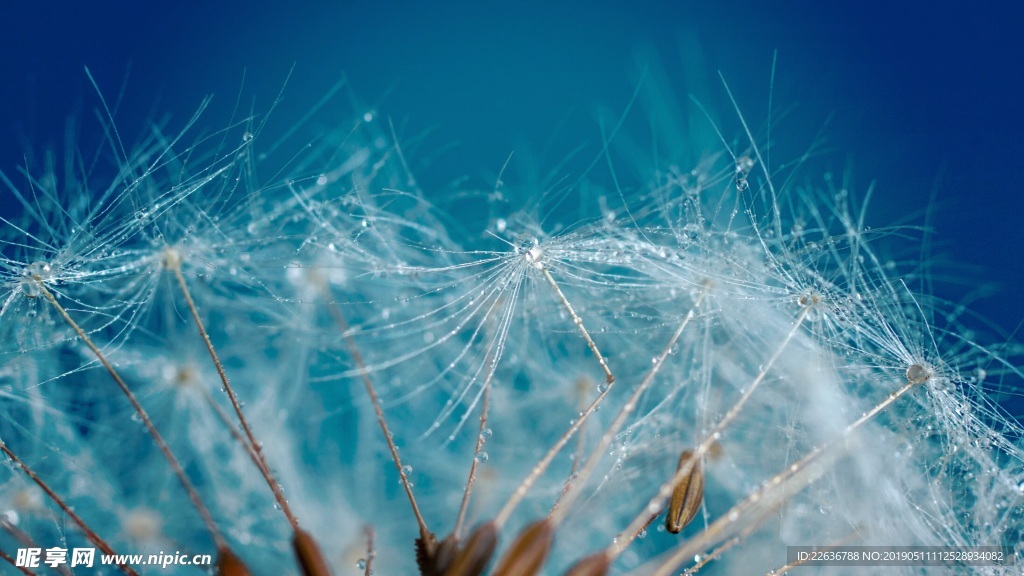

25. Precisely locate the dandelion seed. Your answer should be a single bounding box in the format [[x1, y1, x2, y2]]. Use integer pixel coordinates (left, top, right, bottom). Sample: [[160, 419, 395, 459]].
[[666, 449, 704, 534]]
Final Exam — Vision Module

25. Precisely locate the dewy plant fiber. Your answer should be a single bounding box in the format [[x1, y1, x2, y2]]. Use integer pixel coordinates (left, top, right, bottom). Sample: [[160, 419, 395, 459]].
[[1, 5, 1022, 576]]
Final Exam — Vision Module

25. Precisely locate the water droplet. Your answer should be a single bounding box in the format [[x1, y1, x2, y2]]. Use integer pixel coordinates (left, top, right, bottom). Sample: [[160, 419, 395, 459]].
[[475, 452, 489, 463], [357, 559, 367, 570], [401, 465, 413, 476], [479, 428, 493, 440]]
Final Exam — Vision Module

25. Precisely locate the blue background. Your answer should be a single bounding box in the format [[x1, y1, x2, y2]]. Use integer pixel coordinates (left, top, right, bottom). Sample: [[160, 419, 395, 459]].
[[2, 1, 1023, 343]]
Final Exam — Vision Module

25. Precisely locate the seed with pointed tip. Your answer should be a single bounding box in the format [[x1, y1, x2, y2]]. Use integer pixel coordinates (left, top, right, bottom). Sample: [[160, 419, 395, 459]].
[[416, 531, 440, 576], [491, 518, 554, 576], [562, 551, 611, 576], [444, 521, 498, 576], [216, 547, 251, 576], [293, 529, 331, 576], [666, 449, 704, 534]]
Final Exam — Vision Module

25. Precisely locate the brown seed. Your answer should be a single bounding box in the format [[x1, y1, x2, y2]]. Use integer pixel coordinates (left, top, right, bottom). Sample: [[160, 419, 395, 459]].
[[444, 521, 499, 576], [416, 531, 439, 576], [417, 532, 460, 576], [292, 529, 331, 576], [491, 518, 555, 576], [434, 534, 461, 575], [216, 546, 251, 576], [665, 449, 704, 534], [562, 552, 611, 576]]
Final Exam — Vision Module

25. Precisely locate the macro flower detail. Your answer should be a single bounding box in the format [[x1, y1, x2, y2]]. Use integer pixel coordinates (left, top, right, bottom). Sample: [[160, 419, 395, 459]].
[[0, 60, 1021, 576]]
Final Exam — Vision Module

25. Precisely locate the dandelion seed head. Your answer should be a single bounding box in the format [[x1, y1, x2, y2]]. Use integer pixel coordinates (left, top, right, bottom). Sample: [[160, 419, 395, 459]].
[[0, 40, 1021, 576], [906, 362, 931, 384], [160, 247, 183, 271], [525, 245, 544, 269]]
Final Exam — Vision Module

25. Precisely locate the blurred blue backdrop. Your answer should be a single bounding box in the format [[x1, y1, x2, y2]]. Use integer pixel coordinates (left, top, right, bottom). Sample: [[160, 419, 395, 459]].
[[2, 1, 1022, 348]]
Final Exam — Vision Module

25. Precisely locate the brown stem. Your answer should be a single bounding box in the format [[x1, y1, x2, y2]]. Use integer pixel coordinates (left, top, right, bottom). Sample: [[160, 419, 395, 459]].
[[321, 290, 432, 541], [0, 547, 38, 576], [540, 268, 614, 385], [363, 526, 376, 576], [168, 257, 299, 531], [454, 377, 491, 539], [36, 280, 227, 551], [0, 441, 139, 576]]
